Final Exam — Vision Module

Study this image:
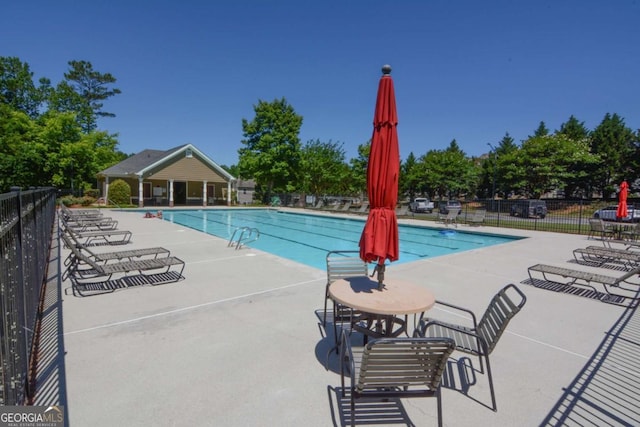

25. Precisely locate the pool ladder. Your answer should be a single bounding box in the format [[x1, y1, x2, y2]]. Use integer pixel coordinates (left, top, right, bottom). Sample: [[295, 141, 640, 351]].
[[228, 226, 260, 250]]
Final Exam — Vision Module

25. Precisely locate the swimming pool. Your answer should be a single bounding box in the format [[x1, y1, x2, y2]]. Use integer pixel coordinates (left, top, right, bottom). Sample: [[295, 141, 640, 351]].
[[160, 209, 522, 270]]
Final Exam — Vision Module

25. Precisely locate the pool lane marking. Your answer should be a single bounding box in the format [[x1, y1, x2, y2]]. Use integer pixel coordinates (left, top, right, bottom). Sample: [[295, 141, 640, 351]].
[[64, 277, 323, 336], [168, 210, 516, 260], [183, 210, 366, 244], [169, 210, 456, 258], [186, 209, 491, 249], [171, 211, 364, 253]]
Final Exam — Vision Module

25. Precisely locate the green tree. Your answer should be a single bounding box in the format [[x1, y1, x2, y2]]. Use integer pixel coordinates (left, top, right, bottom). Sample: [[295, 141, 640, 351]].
[[557, 115, 589, 141], [631, 129, 640, 188], [35, 111, 83, 189], [299, 139, 348, 202], [531, 121, 549, 137], [590, 113, 636, 197], [400, 152, 421, 202], [237, 97, 303, 202], [0, 104, 39, 191], [63, 60, 121, 133], [0, 57, 126, 192], [0, 57, 48, 118], [220, 164, 239, 177], [511, 134, 599, 198], [47, 80, 92, 127], [348, 141, 371, 198], [493, 132, 519, 198], [421, 140, 478, 199]]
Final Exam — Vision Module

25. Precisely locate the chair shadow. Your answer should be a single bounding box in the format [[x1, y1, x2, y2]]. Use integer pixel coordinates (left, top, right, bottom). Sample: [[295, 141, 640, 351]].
[[520, 277, 632, 306], [440, 357, 495, 411], [539, 295, 640, 425], [31, 220, 69, 426], [327, 386, 417, 427], [314, 309, 368, 375]]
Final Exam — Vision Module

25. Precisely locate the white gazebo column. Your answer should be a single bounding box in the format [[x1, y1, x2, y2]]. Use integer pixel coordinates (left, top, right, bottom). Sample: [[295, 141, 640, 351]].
[[227, 181, 232, 206], [138, 177, 144, 208], [104, 176, 110, 205], [202, 180, 208, 207], [169, 179, 174, 207]]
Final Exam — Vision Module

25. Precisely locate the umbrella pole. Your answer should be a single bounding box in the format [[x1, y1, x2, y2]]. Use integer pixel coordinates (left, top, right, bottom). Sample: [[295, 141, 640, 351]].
[[373, 263, 385, 290]]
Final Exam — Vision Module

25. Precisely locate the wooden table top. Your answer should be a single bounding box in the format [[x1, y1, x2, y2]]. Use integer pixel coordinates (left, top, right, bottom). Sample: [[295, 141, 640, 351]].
[[328, 276, 435, 316]]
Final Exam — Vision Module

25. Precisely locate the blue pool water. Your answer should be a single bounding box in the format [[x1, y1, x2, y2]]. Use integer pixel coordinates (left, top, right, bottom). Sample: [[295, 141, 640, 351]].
[[159, 209, 522, 270]]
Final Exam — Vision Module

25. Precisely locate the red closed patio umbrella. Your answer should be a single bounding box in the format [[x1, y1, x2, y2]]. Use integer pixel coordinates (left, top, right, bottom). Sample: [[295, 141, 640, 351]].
[[616, 180, 628, 221], [359, 65, 400, 290]]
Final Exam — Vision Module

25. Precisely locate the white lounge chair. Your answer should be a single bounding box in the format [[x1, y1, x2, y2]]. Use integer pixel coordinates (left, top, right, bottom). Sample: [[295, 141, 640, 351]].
[[466, 209, 486, 226], [528, 263, 640, 302]]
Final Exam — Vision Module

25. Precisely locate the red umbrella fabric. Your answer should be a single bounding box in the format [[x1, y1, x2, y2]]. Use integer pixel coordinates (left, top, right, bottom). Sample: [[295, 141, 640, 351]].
[[359, 65, 400, 288], [616, 180, 628, 220]]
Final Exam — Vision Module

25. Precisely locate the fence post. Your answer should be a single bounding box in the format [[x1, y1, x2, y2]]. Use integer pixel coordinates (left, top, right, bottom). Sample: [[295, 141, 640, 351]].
[[579, 199, 584, 235]]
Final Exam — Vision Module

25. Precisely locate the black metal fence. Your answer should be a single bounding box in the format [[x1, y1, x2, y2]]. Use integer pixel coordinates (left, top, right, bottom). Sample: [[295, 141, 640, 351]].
[[0, 188, 57, 405], [451, 198, 638, 234], [290, 196, 637, 233]]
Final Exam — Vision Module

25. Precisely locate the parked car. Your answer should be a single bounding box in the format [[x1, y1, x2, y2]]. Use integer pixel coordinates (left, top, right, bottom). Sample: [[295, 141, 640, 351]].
[[438, 200, 462, 215], [409, 197, 434, 213], [510, 200, 547, 219], [593, 205, 640, 222]]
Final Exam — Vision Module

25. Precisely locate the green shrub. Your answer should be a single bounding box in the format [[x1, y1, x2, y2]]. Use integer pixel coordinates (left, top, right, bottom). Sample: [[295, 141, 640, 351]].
[[84, 188, 100, 198], [58, 196, 89, 207], [81, 196, 96, 206], [58, 196, 74, 207], [109, 179, 131, 206]]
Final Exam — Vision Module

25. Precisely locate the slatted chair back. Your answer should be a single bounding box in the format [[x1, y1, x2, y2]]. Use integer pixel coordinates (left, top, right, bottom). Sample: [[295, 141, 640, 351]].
[[468, 209, 486, 225], [323, 250, 368, 324], [395, 205, 409, 216], [60, 232, 103, 271], [60, 226, 98, 267], [327, 250, 369, 284], [476, 284, 527, 355], [356, 338, 455, 394], [341, 335, 455, 427], [441, 208, 460, 226], [588, 218, 614, 239]]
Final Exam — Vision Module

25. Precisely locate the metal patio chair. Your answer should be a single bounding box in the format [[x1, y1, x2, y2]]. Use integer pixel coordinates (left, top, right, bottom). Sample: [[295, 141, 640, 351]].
[[340, 331, 455, 427], [439, 208, 460, 227], [415, 284, 527, 411], [588, 218, 615, 240], [466, 209, 486, 226], [322, 250, 369, 345]]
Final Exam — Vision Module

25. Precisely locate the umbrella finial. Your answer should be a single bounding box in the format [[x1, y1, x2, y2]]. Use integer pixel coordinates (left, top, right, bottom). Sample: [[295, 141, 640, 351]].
[[382, 64, 392, 75]]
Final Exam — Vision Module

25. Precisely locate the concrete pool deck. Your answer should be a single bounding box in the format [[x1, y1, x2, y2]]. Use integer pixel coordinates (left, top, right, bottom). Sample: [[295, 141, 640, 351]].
[[46, 207, 640, 426]]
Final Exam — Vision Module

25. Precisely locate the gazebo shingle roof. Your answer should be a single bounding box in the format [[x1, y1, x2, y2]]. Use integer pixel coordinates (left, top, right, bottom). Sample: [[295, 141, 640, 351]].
[[99, 145, 188, 177]]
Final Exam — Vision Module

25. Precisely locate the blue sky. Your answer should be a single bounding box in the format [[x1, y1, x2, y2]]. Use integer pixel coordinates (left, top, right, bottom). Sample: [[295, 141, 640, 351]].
[[3, 1, 639, 167]]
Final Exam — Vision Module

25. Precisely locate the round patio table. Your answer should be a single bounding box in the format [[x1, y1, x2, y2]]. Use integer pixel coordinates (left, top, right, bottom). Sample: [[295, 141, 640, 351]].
[[610, 223, 635, 240], [329, 276, 435, 338]]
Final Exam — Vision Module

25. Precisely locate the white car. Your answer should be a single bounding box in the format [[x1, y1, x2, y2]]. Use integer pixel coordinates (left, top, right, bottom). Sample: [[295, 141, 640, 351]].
[[593, 205, 640, 222], [409, 198, 434, 213]]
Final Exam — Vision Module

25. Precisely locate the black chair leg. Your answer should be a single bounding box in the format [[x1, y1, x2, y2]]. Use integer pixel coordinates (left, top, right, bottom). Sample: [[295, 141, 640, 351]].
[[484, 354, 497, 411]]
